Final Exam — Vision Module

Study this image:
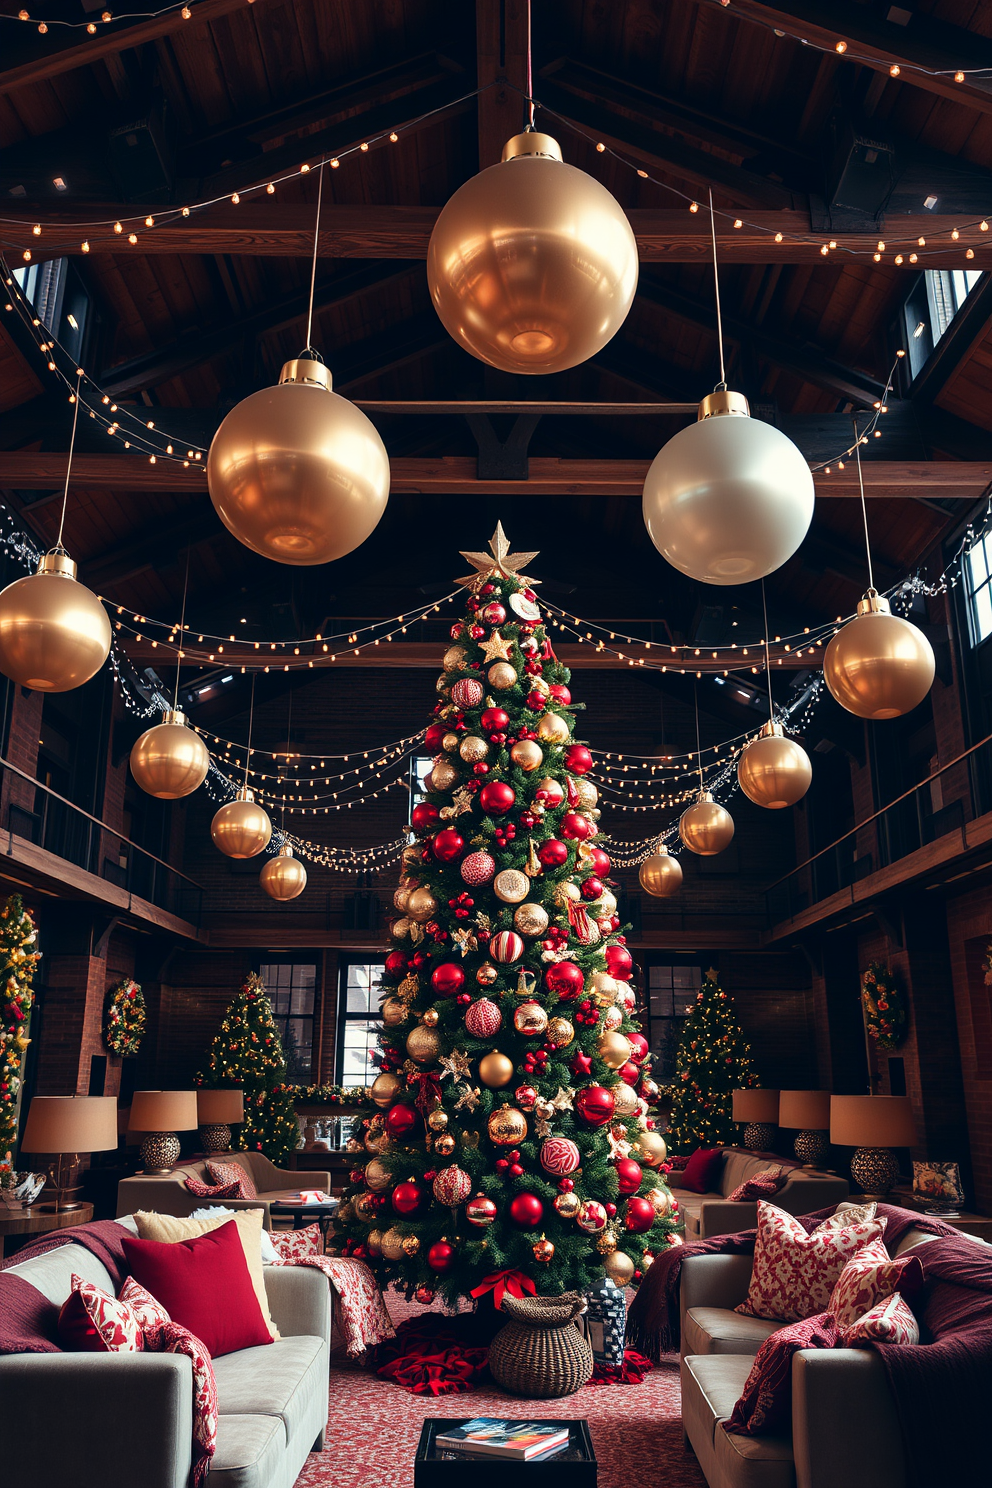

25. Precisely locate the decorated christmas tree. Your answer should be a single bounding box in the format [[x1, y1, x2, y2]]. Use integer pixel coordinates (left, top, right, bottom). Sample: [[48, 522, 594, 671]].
[[0, 895, 40, 1162], [336, 526, 677, 1302], [666, 972, 759, 1152], [198, 972, 299, 1164]]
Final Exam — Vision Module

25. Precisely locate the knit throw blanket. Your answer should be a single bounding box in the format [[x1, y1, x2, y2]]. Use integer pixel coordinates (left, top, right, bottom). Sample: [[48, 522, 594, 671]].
[[270, 1253, 395, 1356], [0, 1218, 132, 1284]]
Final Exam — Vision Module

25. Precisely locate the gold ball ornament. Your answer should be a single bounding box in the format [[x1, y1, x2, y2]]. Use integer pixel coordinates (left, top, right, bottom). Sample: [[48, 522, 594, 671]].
[[554, 1191, 581, 1219], [487, 1105, 528, 1145], [211, 787, 272, 858], [574, 778, 598, 810], [476, 962, 498, 987], [260, 843, 307, 900], [597, 888, 617, 916], [636, 1131, 668, 1167], [433, 1132, 456, 1157], [597, 1030, 633, 1069], [537, 712, 570, 743], [391, 917, 413, 941], [366, 1228, 383, 1257], [443, 645, 468, 671], [353, 1191, 378, 1221], [596, 1229, 618, 1255], [381, 996, 408, 1028], [546, 1017, 575, 1048], [402, 1234, 421, 1257], [823, 589, 935, 720], [406, 885, 439, 923], [371, 1072, 401, 1108], [487, 661, 518, 690], [639, 849, 683, 897], [494, 868, 529, 903], [510, 739, 544, 773], [0, 550, 112, 693], [513, 1001, 549, 1037], [514, 902, 550, 937], [588, 971, 619, 1005], [435, 673, 450, 696], [421, 1008, 439, 1027], [603, 1005, 623, 1031], [649, 1186, 672, 1216], [533, 1237, 555, 1264], [426, 131, 638, 374], [427, 1108, 449, 1131], [679, 791, 735, 856], [737, 721, 812, 809], [428, 758, 460, 792], [555, 881, 581, 906], [603, 1250, 635, 1286], [612, 1081, 639, 1117], [130, 710, 210, 798], [459, 735, 489, 763], [380, 1227, 406, 1261], [406, 1025, 442, 1064], [401, 844, 420, 868], [206, 357, 389, 565], [478, 1050, 514, 1088], [442, 731, 460, 752], [364, 1159, 392, 1192], [393, 884, 413, 913]]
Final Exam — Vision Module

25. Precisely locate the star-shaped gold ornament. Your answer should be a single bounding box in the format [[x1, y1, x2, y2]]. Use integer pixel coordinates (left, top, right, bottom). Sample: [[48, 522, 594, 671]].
[[454, 1083, 481, 1112], [457, 522, 540, 593], [452, 927, 479, 959], [480, 630, 514, 663], [440, 786, 474, 821], [550, 1086, 574, 1113], [440, 1048, 473, 1082]]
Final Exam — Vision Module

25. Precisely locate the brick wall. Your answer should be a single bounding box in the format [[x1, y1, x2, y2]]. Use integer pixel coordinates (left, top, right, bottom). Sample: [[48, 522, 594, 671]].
[[945, 887, 992, 1213]]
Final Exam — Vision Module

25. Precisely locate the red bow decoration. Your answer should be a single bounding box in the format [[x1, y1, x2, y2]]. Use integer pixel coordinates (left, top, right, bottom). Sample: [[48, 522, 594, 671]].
[[470, 1268, 537, 1310], [566, 898, 596, 943], [407, 1070, 443, 1114]]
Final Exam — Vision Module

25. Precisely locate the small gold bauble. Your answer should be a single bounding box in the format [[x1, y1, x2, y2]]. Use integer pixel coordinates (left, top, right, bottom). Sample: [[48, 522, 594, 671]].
[[573, 777, 598, 810], [459, 735, 490, 763], [393, 884, 413, 913], [401, 844, 420, 868], [406, 1024, 442, 1063], [823, 589, 935, 720], [487, 1105, 528, 1145], [336, 1200, 355, 1223], [421, 1008, 439, 1027], [381, 997, 408, 1027], [391, 916, 413, 940], [679, 791, 735, 856], [0, 551, 112, 693], [513, 1001, 549, 1036], [371, 1072, 401, 1108], [514, 902, 550, 937], [510, 739, 544, 773], [650, 1186, 672, 1216], [613, 1081, 639, 1117], [427, 1108, 449, 1131], [737, 720, 812, 809], [487, 661, 518, 690], [546, 1016, 575, 1048], [494, 868, 529, 903], [354, 1191, 378, 1221], [603, 1005, 623, 1031], [476, 962, 499, 986], [130, 710, 210, 799], [429, 758, 460, 792], [596, 1229, 618, 1255], [554, 1191, 581, 1218], [537, 712, 570, 743], [478, 1050, 514, 1087], [597, 889, 617, 916], [533, 1237, 555, 1264], [260, 843, 308, 901], [366, 1228, 383, 1257], [406, 885, 439, 923], [437, 673, 451, 694], [588, 971, 619, 1005], [639, 850, 683, 897], [443, 645, 468, 671], [211, 787, 273, 859], [604, 1249, 635, 1285], [433, 1132, 456, 1157], [402, 1234, 421, 1257], [597, 1030, 632, 1069], [364, 1158, 392, 1192], [442, 730, 460, 752], [636, 1131, 668, 1167], [380, 1226, 406, 1261]]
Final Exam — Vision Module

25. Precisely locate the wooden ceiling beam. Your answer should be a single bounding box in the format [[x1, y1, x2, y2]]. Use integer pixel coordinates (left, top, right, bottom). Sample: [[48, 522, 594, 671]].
[[475, 0, 531, 170]]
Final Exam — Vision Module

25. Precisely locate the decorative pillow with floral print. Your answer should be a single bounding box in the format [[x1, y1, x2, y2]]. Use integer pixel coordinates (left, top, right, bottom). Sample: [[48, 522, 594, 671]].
[[205, 1159, 257, 1198], [184, 1175, 250, 1200], [58, 1275, 144, 1353], [728, 1167, 789, 1202], [827, 1238, 923, 1328], [839, 1292, 919, 1347], [269, 1223, 323, 1261], [118, 1276, 172, 1332], [736, 1200, 887, 1322]]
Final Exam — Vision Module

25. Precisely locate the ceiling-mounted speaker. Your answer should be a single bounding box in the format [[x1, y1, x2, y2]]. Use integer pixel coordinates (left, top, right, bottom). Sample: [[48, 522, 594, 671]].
[[107, 98, 175, 201]]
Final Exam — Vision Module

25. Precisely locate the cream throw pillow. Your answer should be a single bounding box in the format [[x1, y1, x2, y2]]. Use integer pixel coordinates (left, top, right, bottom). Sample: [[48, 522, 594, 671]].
[[133, 1208, 279, 1340]]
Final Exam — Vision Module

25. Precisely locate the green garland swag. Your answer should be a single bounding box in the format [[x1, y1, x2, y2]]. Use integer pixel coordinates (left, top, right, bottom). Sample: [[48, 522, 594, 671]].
[[104, 977, 147, 1058], [0, 894, 41, 1160], [861, 961, 906, 1050]]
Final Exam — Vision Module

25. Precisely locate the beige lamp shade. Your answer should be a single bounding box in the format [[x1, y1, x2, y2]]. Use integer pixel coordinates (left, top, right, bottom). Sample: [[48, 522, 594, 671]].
[[778, 1090, 831, 1130], [197, 1089, 244, 1124], [830, 1095, 915, 1148], [21, 1096, 119, 1154], [129, 1090, 199, 1133], [732, 1088, 780, 1123]]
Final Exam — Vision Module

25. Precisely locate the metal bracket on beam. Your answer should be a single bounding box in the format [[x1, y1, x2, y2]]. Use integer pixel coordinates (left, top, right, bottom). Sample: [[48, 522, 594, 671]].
[[466, 413, 543, 480]]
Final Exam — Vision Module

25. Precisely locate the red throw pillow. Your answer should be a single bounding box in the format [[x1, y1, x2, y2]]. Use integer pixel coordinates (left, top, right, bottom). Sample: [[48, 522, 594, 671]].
[[206, 1160, 257, 1199], [269, 1223, 323, 1261], [827, 1238, 923, 1327], [58, 1275, 144, 1354], [736, 1200, 886, 1322], [839, 1292, 919, 1347], [678, 1147, 724, 1194], [728, 1167, 789, 1202], [726, 1311, 840, 1436], [122, 1219, 272, 1357], [184, 1175, 249, 1200]]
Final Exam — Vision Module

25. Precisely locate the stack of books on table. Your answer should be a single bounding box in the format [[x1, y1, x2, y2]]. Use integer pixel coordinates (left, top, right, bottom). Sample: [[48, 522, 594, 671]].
[[433, 1420, 571, 1461]]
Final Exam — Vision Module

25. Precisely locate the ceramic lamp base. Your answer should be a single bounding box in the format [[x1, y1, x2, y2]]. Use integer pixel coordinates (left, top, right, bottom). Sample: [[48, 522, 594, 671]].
[[199, 1123, 232, 1153], [794, 1129, 829, 1167], [742, 1122, 777, 1152], [850, 1145, 900, 1198], [140, 1131, 181, 1173]]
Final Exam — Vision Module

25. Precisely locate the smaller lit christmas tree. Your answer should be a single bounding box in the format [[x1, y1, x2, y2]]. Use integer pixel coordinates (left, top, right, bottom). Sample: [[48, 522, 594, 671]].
[[198, 972, 299, 1164], [666, 971, 759, 1151]]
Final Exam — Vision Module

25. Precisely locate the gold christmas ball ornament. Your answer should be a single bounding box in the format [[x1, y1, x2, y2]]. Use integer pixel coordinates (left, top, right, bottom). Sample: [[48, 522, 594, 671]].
[[426, 130, 638, 375], [588, 971, 619, 1005], [494, 868, 529, 904], [612, 1081, 639, 1117], [206, 357, 389, 566], [514, 902, 550, 938], [427, 1108, 449, 1131], [401, 844, 420, 868], [823, 589, 936, 720], [130, 710, 210, 799], [429, 758, 460, 792], [435, 673, 450, 696], [555, 881, 581, 906], [554, 1191, 581, 1219], [737, 720, 812, 810], [642, 389, 815, 586], [574, 778, 598, 810], [537, 712, 570, 743], [597, 889, 617, 916], [353, 1191, 378, 1221], [679, 791, 735, 856], [513, 1001, 549, 1037], [366, 1228, 383, 1257], [603, 1004, 623, 1031], [639, 849, 683, 897], [487, 661, 518, 690], [260, 843, 307, 901], [649, 1186, 672, 1216], [597, 1030, 633, 1069], [380, 1227, 406, 1261], [381, 998, 409, 1032], [364, 1158, 392, 1192], [636, 1131, 668, 1167], [371, 1072, 401, 1108], [406, 885, 439, 923], [603, 1249, 635, 1286], [459, 735, 489, 763], [406, 1024, 442, 1064], [478, 1050, 514, 1088], [433, 1132, 456, 1157], [442, 731, 460, 753], [596, 1229, 618, 1256], [0, 549, 112, 693], [510, 739, 544, 773], [443, 645, 468, 671], [547, 1017, 575, 1048], [402, 1234, 421, 1257], [533, 1237, 555, 1264], [391, 917, 413, 940], [211, 787, 272, 859], [421, 1008, 439, 1027], [393, 884, 413, 913], [487, 1105, 528, 1145], [476, 962, 499, 987]]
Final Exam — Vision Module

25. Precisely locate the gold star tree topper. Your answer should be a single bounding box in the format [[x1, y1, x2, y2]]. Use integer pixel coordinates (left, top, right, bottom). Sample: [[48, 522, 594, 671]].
[[457, 522, 540, 594]]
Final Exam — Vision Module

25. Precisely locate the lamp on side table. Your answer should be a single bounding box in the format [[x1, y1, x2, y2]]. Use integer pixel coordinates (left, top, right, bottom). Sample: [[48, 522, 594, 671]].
[[20, 1096, 119, 1212], [732, 1088, 780, 1151], [779, 1089, 831, 1167], [830, 1094, 916, 1199], [129, 1090, 199, 1173], [196, 1088, 244, 1153]]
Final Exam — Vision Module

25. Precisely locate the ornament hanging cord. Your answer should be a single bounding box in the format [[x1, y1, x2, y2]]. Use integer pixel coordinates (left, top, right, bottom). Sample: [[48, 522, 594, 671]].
[[760, 579, 775, 723], [693, 682, 704, 791], [853, 415, 875, 592], [303, 161, 325, 356], [525, 0, 535, 130], [708, 188, 727, 392], [54, 369, 82, 553], [172, 547, 190, 713], [243, 674, 257, 792]]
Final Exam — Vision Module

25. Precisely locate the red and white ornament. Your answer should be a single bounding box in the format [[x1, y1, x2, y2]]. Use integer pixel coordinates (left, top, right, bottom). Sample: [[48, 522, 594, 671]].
[[451, 678, 484, 709], [534, 777, 565, 808], [490, 931, 525, 964], [539, 1137, 581, 1177], [461, 851, 496, 886], [432, 1164, 473, 1206], [466, 1194, 498, 1227], [576, 1200, 608, 1233], [465, 997, 502, 1038]]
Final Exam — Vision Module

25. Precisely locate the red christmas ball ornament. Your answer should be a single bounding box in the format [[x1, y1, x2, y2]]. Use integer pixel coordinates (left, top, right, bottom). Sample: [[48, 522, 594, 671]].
[[490, 930, 525, 964], [391, 1179, 425, 1215], [431, 962, 465, 998], [411, 949, 431, 971], [427, 1240, 455, 1272], [451, 678, 484, 709], [549, 684, 572, 706], [605, 944, 634, 979], [539, 1137, 581, 1176], [385, 1102, 421, 1141], [615, 1158, 643, 1195], [432, 828, 465, 862], [509, 1192, 544, 1228], [580, 875, 604, 901], [544, 961, 584, 999], [538, 838, 569, 868], [576, 1200, 608, 1233], [482, 601, 507, 626], [561, 812, 592, 842], [618, 1061, 640, 1087], [627, 1032, 649, 1064], [624, 1195, 656, 1233], [432, 1164, 473, 1205], [425, 723, 447, 752], [466, 1194, 498, 1227], [565, 744, 593, 775], [465, 997, 502, 1037], [384, 951, 408, 977], [411, 802, 440, 832], [414, 1284, 436, 1305], [515, 1083, 539, 1110], [479, 780, 516, 816], [461, 851, 496, 886], [481, 707, 509, 732], [575, 1085, 616, 1127], [588, 847, 611, 875], [535, 777, 565, 808]]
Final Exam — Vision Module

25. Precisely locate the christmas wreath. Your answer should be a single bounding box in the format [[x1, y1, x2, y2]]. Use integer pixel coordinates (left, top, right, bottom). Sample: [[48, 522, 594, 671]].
[[104, 977, 147, 1058], [0, 894, 41, 1160], [861, 961, 906, 1050]]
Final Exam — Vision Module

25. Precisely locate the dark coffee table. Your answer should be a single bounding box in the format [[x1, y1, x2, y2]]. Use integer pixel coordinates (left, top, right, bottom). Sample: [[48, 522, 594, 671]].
[[415, 1419, 596, 1487], [269, 1196, 338, 1248]]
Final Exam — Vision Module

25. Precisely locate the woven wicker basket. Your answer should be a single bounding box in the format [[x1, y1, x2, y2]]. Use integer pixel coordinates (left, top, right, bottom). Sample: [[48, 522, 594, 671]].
[[488, 1292, 594, 1398]]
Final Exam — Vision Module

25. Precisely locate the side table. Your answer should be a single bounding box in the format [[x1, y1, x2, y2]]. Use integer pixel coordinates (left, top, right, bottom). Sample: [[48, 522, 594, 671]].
[[0, 1202, 94, 1260], [415, 1419, 597, 1486], [268, 1199, 338, 1250]]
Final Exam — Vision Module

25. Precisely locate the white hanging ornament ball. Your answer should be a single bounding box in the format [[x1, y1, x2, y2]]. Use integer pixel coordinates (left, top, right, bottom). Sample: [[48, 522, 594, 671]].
[[823, 589, 935, 720], [642, 391, 815, 585], [130, 710, 210, 799], [206, 357, 389, 565], [737, 721, 812, 809], [679, 790, 735, 855], [260, 843, 307, 900], [639, 848, 683, 897], [427, 131, 638, 374], [0, 549, 112, 692]]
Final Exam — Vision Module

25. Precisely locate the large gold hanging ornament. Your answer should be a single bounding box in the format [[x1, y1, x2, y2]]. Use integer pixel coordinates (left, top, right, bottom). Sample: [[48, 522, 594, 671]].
[[380, 997, 408, 1027], [487, 661, 518, 690], [427, 130, 637, 374], [510, 739, 544, 773], [603, 1250, 635, 1286], [823, 589, 935, 720], [679, 791, 734, 856], [260, 843, 308, 900], [459, 736, 489, 764], [487, 1105, 528, 1145], [130, 710, 210, 799], [406, 886, 439, 923], [737, 720, 812, 809], [642, 390, 815, 585], [211, 786, 272, 858], [206, 357, 389, 565], [597, 1030, 632, 1069], [371, 1072, 401, 1108], [406, 1025, 442, 1064], [478, 1050, 514, 1088], [635, 1131, 668, 1167], [380, 1227, 406, 1261], [537, 712, 570, 743], [429, 758, 460, 792], [639, 849, 683, 897], [514, 902, 549, 937], [364, 1158, 392, 1192], [0, 549, 112, 692], [494, 869, 529, 904]]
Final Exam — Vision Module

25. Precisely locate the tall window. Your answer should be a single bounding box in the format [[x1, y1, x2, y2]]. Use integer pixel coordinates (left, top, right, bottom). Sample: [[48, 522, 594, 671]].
[[336, 957, 385, 1083], [903, 269, 983, 378], [644, 961, 703, 1081], [258, 960, 316, 1081], [965, 528, 992, 646]]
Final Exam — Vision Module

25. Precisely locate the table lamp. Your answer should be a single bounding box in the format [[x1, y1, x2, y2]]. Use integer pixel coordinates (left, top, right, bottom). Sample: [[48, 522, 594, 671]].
[[20, 1095, 119, 1212], [129, 1090, 199, 1173], [830, 1094, 916, 1198], [196, 1088, 244, 1154], [732, 1088, 780, 1151], [778, 1090, 832, 1167]]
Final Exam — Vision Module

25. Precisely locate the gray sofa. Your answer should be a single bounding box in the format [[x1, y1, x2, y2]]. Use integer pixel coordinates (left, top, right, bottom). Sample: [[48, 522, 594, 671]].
[[670, 1149, 849, 1238], [0, 1224, 331, 1488], [116, 1151, 331, 1230]]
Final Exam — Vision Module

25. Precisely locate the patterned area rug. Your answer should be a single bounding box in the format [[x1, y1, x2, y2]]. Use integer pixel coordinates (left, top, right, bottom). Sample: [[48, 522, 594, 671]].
[[296, 1289, 706, 1488]]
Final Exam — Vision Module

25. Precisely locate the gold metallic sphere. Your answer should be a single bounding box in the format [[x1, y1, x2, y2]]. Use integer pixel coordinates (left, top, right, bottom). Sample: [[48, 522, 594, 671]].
[[0, 551, 112, 693], [206, 358, 389, 566], [510, 738, 544, 773], [537, 712, 570, 743], [574, 778, 598, 809], [823, 590, 935, 720], [366, 1228, 383, 1257], [487, 661, 518, 690], [636, 1131, 668, 1168], [442, 731, 459, 752], [513, 1001, 549, 1037], [380, 1226, 406, 1261], [393, 884, 413, 913], [478, 1050, 514, 1088], [406, 1024, 442, 1064], [211, 787, 272, 859], [639, 849, 683, 897], [364, 1158, 392, 1192], [597, 1030, 632, 1069], [429, 758, 460, 792], [443, 645, 468, 671], [514, 902, 549, 937], [427, 1108, 449, 1131], [406, 885, 439, 923], [679, 791, 735, 856], [612, 1081, 639, 1116], [402, 1234, 421, 1257], [371, 1072, 401, 1108], [487, 1105, 528, 1145], [546, 1016, 574, 1048], [459, 735, 489, 763], [380, 997, 408, 1027], [494, 868, 529, 903], [427, 132, 638, 374], [737, 721, 812, 809], [603, 1249, 635, 1286], [130, 709, 210, 799], [433, 1132, 456, 1157], [260, 843, 308, 900]]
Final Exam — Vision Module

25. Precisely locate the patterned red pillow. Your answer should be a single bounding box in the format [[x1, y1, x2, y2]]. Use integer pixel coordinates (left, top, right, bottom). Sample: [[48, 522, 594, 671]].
[[184, 1175, 249, 1200], [736, 1200, 886, 1322], [827, 1238, 923, 1327], [269, 1224, 323, 1261], [58, 1275, 144, 1354], [206, 1160, 257, 1199], [666, 1154, 690, 1172], [839, 1292, 919, 1347], [726, 1311, 840, 1435], [728, 1167, 789, 1202], [118, 1277, 172, 1332]]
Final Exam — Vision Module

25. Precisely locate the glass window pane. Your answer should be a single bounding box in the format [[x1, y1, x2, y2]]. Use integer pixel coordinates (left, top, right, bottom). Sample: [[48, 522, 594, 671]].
[[975, 584, 992, 642], [347, 965, 370, 989], [290, 985, 314, 1016], [969, 545, 987, 590], [346, 983, 374, 1012]]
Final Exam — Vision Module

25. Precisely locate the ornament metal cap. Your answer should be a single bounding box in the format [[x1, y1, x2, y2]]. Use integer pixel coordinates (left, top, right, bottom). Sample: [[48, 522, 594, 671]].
[[37, 548, 77, 580], [501, 131, 563, 162], [160, 708, 190, 727], [235, 785, 256, 803], [856, 588, 891, 616], [694, 788, 714, 803], [276, 842, 295, 858], [758, 718, 785, 739], [697, 389, 750, 420], [278, 357, 333, 391]]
